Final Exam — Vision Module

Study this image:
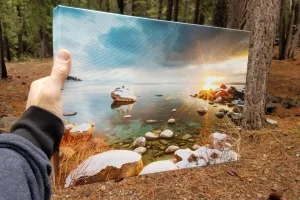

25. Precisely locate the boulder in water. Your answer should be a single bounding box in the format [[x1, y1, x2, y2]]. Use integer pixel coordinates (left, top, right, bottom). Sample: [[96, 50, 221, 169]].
[[111, 87, 136, 102]]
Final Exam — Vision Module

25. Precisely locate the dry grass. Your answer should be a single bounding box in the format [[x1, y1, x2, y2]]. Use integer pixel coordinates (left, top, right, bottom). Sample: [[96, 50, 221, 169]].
[[53, 130, 109, 189]]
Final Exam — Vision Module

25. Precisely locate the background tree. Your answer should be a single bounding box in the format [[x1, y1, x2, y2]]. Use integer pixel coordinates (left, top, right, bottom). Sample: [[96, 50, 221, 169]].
[[0, 21, 8, 79], [157, 0, 163, 19], [126, 0, 133, 15], [117, 0, 125, 14], [166, 0, 173, 21], [183, 0, 190, 22], [173, 0, 179, 21], [193, 0, 201, 24], [242, 0, 281, 130], [213, 0, 228, 27]]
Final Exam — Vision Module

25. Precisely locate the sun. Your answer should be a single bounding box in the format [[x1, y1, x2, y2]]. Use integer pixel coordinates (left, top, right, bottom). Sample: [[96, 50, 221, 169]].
[[202, 76, 224, 90]]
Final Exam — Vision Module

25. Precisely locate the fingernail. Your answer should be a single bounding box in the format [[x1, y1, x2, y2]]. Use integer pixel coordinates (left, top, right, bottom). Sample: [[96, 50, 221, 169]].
[[57, 50, 69, 61]]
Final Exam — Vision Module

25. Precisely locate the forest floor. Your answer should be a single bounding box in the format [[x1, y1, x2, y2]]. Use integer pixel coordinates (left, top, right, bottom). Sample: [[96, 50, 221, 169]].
[[0, 48, 300, 200]]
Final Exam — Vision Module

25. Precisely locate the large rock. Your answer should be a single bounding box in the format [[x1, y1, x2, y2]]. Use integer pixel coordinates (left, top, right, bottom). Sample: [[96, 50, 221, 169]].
[[174, 148, 193, 162], [111, 87, 136, 102], [281, 98, 296, 109], [139, 160, 178, 175], [132, 137, 146, 147], [145, 132, 159, 140], [266, 103, 276, 114], [267, 95, 282, 103], [65, 150, 143, 187], [211, 132, 228, 150], [160, 129, 174, 138], [165, 145, 180, 154], [192, 144, 201, 150], [70, 123, 93, 137]]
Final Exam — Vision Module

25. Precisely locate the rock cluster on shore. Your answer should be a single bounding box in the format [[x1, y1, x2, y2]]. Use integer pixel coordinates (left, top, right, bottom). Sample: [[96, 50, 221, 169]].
[[65, 131, 239, 187]]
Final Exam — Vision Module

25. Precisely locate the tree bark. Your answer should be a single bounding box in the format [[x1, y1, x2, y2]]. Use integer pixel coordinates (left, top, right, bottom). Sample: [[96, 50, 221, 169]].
[[279, 0, 286, 60], [227, 0, 240, 29], [117, 0, 125, 14], [288, 0, 300, 59], [0, 21, 8, 79], [239, 0, 251, 30], [193, 0, 200, 24], [173, 0, 179, 21], [3, 35, 11, 61], [166, 0, 174, 21], [126, 0, 133, 15], [213, 0, 228, 28], [183, 0, 190, 22], [284, 0, 296, 59], [157, 0, 163, 19], [242, 0, 281, 130]]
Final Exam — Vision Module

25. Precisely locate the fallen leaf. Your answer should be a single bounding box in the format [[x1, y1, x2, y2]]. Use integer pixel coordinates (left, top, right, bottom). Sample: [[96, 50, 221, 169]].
[[227, 167, 241, 178]]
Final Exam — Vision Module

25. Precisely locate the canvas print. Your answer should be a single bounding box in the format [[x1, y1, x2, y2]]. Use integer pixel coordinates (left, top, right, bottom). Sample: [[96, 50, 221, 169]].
[[53, 6, 250, 187]]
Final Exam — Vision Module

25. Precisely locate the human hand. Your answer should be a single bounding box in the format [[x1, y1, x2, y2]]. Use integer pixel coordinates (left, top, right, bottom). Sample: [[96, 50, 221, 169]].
[[26, 49, 71, 119]]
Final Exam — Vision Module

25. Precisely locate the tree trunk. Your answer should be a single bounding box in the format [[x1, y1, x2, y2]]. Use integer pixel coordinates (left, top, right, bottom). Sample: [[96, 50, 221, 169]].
[[239, 0, 251, 30], [39, 27, 48, 59], [284, 0, 296, 59], [3, 35, 11, 61], [98, 0, 102, 10], [279, 0, 286, 60], [173, 0, 179, 21], [17, 5, 24, 58], [183, 0, 190, 22], [227, 0, 240, 29], [157, 0, 163, 19], [288, 0, 300, 59], [242, 0, 280, 130], [0, 21, 8, 79], [213, 0, 228, 27], [117, 0, 125, 14], [126, 0, 133, 15], [146, 0, 151, 17], [106, 0, 110, 12], [193, 0, 200, 24], [198, 13, 205, 24], [166, 0, 174, 21]]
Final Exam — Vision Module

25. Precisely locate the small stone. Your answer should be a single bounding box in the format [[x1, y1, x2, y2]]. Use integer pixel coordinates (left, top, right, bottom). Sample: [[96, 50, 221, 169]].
[[266, 118, 278, 126], [153, 130, 162, 134], [215, 112, 225, 119], [159, 139, 168, 145], [132, 137, 146, 147], [165, 146, 180, 154], [63, 112, 77, 116], [160, 129, 174, 138], [187, 138, 195, 143], [246, 194, 251, 198], [219, 108, 229, 113], [123, 144, 130, 148], [145, 132, 159, 140], [172, 109, 177, 112], [296, 153, 300, 157], [146, 120, 158, 124], [182, 134, 192, 140], [168, 119, 176, 124], [123, 115, 131, 118], [134, 147, 147, 155], [197, 106, 208, 114], [208, 101, 214, 105], [192, 144, 201, 150]]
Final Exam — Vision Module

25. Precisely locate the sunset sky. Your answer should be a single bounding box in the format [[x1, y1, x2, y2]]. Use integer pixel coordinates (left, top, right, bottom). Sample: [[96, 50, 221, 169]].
[[53, 6, 250, 85]]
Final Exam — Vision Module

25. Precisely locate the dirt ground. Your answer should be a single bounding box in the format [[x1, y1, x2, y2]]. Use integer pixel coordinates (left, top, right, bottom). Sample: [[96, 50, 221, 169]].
[[0, 50, 300, 199]]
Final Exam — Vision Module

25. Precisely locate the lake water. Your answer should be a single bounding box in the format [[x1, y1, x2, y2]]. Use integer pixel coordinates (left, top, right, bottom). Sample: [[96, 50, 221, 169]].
[[62, 81, 242, 164]]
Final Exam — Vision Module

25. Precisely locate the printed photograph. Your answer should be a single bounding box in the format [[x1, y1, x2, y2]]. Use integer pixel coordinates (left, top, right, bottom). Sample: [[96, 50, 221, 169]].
[[53, 6, 250, 187]]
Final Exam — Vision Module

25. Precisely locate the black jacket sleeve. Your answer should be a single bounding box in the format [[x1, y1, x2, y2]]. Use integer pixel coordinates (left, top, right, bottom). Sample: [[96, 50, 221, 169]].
[[0, 106, 64, 200]]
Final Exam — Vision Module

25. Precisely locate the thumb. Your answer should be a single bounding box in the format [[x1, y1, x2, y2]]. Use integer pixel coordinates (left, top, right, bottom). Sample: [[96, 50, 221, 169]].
[[50, 49, 71, 87]]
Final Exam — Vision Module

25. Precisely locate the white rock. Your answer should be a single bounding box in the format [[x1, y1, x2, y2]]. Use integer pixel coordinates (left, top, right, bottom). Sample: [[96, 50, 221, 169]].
[[210, 150, 239, 164], [160, 129, 174, 138], [168, 118, 176, 124], [165, 146, 180, 154], [65, 124, 75, 131], [266, 118, 278, 125], [176, 159, 207, 169], [65, 150, 143, 187], [139, 160, 178, 175], [111, 87, 136, 102], [192, 146, 210, 162], [134, 147, 147, 155], [172, 109, 177, 112], [124, 115, 131, 118], [174, 148, 193, 161], [132, 137, 146, 147], [192, 144, 201, 150], [145, 132, 159, 140], [70, 123, 93, 136], [212, 132, 227, 140]]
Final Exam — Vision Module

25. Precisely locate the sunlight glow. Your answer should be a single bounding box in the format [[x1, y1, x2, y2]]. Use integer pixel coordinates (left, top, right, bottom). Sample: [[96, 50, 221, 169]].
[[202, 76, 224, 90]]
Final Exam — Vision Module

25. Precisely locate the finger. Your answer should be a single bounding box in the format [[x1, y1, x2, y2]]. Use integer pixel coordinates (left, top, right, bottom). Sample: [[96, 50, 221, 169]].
[[50, 49, 71, 87]]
